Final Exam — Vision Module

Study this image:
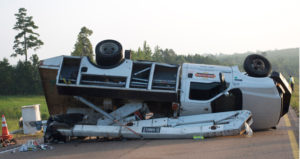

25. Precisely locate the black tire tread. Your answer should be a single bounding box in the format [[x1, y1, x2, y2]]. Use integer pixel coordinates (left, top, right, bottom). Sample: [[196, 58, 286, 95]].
[[95, 40, 123, 66], [243, 54, 272, 77]]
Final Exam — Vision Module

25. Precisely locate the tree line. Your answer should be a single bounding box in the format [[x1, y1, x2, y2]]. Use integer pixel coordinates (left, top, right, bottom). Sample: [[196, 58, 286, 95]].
[[215, 48, 299, 78], [130, 41, 220, 65], [0, 57, 41, 95]]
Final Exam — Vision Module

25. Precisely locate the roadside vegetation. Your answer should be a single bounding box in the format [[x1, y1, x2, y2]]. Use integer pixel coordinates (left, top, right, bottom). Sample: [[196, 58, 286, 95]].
[[0, 96, 48, 134], [291, 78, 299, 114]]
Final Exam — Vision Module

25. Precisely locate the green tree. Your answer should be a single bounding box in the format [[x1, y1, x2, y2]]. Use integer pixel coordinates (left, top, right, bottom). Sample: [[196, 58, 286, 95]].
[[30, 54, 43, 94], [0, 58, 14, 94], [71, 26, 94, 61], [131, 47, 146, 60], [14, 61, 33, 94], [142, 41, 152, 60], [152, 46, 163, 62], [12, 8, 44, 62], [162, 49, 177, 64]]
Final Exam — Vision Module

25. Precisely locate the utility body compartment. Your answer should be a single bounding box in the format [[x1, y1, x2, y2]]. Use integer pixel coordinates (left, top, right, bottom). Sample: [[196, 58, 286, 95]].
[[56, 56, 180, 102]]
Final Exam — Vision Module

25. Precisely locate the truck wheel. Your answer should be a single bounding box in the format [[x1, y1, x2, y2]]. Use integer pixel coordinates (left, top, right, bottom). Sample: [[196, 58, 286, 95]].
[[243, 54, 272, 77], [44, 114, 84, 143], [95, 40, 123, 66]]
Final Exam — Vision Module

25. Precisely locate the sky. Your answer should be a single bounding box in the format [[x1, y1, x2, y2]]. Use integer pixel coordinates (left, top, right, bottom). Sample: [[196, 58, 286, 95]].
[[0, 0, 299, 64]]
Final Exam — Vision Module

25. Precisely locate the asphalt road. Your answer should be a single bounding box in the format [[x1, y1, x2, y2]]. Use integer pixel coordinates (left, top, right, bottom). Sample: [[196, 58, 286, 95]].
[[1, 109, 298, 159]]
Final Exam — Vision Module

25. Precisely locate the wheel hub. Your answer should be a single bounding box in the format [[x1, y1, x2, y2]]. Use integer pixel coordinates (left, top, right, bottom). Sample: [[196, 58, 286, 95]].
[[252, 58, 265, 71]]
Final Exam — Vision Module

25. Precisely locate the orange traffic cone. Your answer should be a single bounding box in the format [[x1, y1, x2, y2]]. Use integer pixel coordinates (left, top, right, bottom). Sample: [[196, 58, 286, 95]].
[[1, 115, 13, 140]]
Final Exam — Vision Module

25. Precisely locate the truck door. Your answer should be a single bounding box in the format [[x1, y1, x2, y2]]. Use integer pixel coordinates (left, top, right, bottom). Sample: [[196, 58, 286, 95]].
[[180, 63, 233, 116]]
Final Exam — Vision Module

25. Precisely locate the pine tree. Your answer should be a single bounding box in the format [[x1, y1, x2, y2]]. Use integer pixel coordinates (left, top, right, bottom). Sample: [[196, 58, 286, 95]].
[[153, 46, 163, 62], [71, 27, 94, 61], [142, 41, 152, 60], [12, 8, 43, 62]]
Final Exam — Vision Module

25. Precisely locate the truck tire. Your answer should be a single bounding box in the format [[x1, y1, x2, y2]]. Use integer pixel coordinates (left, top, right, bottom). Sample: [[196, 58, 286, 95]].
[[44, 114, 84, 143], [243, 54, 272, 77], [95, 40, 123, 66]]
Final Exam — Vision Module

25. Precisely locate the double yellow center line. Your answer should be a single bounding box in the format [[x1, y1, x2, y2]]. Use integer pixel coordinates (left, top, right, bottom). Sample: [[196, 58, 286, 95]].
[[284, 114, 299, 159]]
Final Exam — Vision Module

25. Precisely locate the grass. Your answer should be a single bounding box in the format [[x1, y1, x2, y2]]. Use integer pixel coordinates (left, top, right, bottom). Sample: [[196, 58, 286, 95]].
[[290, 78, 299, 115], [0, 95, 49, 134]]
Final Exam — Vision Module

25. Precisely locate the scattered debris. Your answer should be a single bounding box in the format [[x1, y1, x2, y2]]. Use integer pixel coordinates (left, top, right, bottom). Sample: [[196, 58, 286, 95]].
[[245, 123, 253, 137], [19, 140, 53, 152], [193, 136, 204, 140]]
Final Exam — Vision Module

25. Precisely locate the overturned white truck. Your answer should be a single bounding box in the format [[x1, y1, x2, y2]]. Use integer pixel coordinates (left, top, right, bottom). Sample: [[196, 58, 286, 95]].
[[39, 40, 291, 142]]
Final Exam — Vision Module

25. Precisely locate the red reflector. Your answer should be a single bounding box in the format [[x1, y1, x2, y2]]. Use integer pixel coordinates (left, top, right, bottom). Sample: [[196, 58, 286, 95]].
[[172, 103, 179, 110], [195, 73, 216, 78]]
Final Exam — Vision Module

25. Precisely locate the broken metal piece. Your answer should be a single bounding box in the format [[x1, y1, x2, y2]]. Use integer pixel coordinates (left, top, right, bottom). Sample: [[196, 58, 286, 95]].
[[74, 96, 114, 121], [57, 110, 252, 139], [133, 67, 151, 76], [97, 102, 143, 125]]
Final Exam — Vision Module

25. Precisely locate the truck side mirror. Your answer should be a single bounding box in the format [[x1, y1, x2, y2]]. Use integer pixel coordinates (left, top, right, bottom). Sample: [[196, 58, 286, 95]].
[[219, 73, 225, 84], [219, 72, 227, 91]]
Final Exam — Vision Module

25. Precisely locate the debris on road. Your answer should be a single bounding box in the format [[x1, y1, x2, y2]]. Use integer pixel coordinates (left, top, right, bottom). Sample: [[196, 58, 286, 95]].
[[19, 140, 53, 152], [193, 136, 204, 140]]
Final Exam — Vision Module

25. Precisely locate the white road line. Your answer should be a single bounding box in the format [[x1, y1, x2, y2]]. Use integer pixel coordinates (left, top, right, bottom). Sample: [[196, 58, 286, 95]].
[[0, 146, 20, 154]]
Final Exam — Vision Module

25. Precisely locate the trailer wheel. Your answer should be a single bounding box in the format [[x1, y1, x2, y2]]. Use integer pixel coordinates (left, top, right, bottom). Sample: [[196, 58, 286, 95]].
[[243, 54, 271, 77], [95, 40, 123, 66]]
